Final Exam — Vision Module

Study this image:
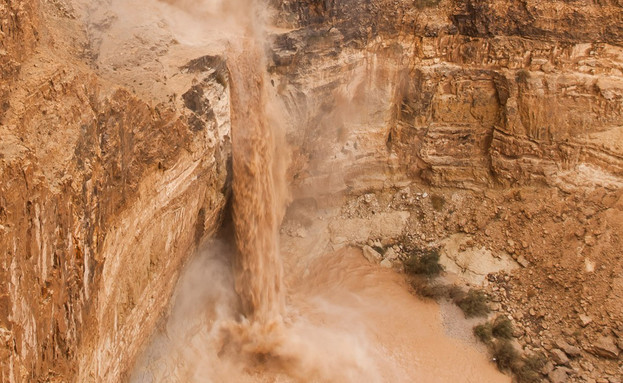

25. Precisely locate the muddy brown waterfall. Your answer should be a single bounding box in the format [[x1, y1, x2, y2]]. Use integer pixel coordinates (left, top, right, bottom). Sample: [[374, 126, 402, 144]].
[[229, 37, 287, 325]]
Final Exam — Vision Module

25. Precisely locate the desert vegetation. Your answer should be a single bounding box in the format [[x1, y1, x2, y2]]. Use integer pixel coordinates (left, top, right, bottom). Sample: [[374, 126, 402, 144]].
[[472, 316, 547, 382]]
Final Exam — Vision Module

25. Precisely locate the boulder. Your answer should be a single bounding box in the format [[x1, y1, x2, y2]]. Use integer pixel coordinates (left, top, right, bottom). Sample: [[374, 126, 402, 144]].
[[550, 349, 570, 365], [542, 361, 555, 375], [384, 248, 398, 260], [517, 255, 530, 268], [362, 246, 382, 263], [590, 336, 620, 359], [548, 367, 569, 383], [579, 314, 593, 327], [555, 339, 582, 358]]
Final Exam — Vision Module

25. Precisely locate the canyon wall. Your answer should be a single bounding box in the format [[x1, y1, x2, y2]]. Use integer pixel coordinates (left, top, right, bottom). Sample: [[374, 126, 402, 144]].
[[270, 0, 623, 193], [267, 2, 623, 380], [1, 1, 231, 381], [1, 0, 39, 111], [1, 0, 623, 382]]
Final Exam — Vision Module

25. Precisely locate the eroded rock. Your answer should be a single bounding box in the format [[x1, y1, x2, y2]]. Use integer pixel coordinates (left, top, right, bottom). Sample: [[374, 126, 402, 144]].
[[362, 245, 383, 263], [590, 336, 620, 359], [548, 367, 569, 383], [555, 339, 582, 358], [551, 349, 570, 366]]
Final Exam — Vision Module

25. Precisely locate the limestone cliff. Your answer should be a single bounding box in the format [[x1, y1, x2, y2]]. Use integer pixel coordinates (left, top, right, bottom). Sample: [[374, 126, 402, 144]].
[[1, 1, 231, 381], [270, 0, 623, 192], [266, 2, 623, 380], [1, 0, 39, 111]]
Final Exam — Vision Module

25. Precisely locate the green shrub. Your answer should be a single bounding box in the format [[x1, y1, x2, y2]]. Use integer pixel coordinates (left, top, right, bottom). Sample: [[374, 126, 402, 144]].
[[474, 317, 544, 382], [492, 340, 519, 372], [410, 277, 448, 300], [473, 322, 493, 343], [455, 289, 490, 318], [513, 353, 546, 383], [404, 249, 444, 277], [491, 316, 513, 339], [447, 285, 465, 301], [521, 352, 546, 370]]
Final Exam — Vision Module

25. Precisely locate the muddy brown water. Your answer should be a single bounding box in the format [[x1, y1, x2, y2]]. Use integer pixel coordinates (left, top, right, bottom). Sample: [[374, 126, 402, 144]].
[[229, 41, 286, 324], [131, 245, 510, 382]]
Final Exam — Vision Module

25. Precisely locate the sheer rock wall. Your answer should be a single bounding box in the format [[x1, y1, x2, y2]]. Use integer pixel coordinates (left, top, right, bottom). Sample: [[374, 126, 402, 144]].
[[270, 0, 623, 192], [0, 1, 231, 381]]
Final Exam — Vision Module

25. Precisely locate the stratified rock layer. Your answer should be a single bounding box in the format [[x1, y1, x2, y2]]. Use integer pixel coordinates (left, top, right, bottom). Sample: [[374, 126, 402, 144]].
[[1, 1, 231, 381], [270, 0, 623, 192]]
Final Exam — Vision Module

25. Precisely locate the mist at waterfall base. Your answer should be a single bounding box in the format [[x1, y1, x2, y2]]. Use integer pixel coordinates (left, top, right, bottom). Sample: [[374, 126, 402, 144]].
[[130, 243, 402, 382], [131, 242, 509, 382]]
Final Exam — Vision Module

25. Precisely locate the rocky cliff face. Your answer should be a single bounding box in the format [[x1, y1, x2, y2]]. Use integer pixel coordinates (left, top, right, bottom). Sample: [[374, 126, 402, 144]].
[[0, 0, 39, 111], [267, 2, 623, 380], [1, 0, 623, 382], [1, 1, 231, 381], [270, 0, 623, 192]]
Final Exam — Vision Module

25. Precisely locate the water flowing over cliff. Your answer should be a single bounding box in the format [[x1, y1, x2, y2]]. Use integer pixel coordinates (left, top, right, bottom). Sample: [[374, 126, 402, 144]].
[[230, 42, 287, 326], [130, 2, 507, 382], [2, 0, 623, 382]]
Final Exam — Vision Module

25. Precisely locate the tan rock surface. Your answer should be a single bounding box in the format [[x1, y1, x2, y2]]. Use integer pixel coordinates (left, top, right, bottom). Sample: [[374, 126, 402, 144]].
[[1, 1, 231, 381]]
